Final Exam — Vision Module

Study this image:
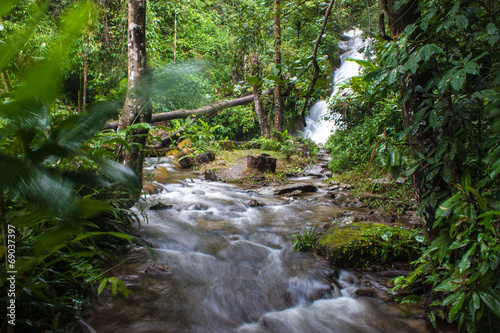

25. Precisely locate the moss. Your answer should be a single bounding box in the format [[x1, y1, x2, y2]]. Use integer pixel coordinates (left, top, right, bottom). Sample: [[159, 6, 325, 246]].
[[317, 222, 423, 268]]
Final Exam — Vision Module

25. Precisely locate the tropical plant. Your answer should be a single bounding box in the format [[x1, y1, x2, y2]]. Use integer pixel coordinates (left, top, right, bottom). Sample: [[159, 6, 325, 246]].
[[0, 2, 141, 331], [364, 0, 500, 331], [184, 119, 222, 153], [291, 225, 319, 252]]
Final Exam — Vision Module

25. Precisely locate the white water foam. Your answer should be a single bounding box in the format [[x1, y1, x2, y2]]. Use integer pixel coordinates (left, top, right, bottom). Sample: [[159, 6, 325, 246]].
[[303, 28, 370, 145]]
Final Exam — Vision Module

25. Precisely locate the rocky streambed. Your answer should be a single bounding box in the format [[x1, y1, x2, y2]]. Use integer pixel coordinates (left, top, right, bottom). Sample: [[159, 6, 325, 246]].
[[85, 149, 452, 333]]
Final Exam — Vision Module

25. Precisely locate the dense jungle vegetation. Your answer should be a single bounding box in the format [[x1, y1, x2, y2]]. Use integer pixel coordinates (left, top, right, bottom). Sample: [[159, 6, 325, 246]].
[[0, 0, 499, 332]]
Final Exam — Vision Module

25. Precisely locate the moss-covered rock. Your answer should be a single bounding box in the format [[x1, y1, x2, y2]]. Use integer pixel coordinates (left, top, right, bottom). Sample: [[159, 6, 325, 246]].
[[317, 222, 423, 268]]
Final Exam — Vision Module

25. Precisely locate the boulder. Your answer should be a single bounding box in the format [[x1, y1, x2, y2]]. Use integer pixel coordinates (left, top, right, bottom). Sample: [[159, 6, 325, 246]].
[[272, 183, 318, 195], [149, 202, 173, 210], [317, 222, 422, 268], [282, 190, 303, 198], [248, 199, 265, 207], [177, 156, 196, 169], [196, 151, 215, 165]]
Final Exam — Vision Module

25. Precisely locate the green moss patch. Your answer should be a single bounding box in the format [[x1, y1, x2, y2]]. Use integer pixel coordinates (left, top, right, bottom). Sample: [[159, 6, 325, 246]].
[[317, 223, 423, 268]]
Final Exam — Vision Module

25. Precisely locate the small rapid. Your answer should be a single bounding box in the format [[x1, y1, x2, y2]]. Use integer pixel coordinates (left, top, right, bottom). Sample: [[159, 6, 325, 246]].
[[87, 158, 430, 333]]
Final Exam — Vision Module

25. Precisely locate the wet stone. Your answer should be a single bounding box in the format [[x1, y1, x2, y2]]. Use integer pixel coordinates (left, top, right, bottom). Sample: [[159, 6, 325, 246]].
[[248, 199, 265, 207], [149, 202, 173, 210], [144, 263, 174, 276], [204, 170, 220, 181], [273, 183, 318, 195], [282, 190, 303, 198], [189, 203, 209, 211], [178, 156, 196, 169], [355, 288, 378, 298]]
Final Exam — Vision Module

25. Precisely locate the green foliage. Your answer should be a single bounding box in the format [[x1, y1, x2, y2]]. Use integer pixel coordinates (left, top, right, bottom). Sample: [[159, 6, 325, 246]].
[[326, 96, 404, 173], [184, 119, 222, 153], [0, 3, 141, 331], [292, 225, 319, 252], [252, 136, 283, 151], [209, 104, 260, 141], [359, 0, 500, 331], [393, 179, 500, 332]]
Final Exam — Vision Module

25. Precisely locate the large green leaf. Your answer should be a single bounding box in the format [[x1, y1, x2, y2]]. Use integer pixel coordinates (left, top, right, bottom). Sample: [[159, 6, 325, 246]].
[[0, 152, 76, 215], [0, 1, 47, 71], [0, 0, 18, 17], [0, 97, 50, 131], [451, 69, 467, 91], [478, 291, 500, 318], [92, 157, 140, 192], [52, 101, 119, 150], [419, 44, 444, 62]]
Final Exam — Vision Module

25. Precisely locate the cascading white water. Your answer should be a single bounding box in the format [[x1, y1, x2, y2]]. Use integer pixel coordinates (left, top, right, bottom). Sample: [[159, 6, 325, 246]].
[[303, 28, 370, 145]]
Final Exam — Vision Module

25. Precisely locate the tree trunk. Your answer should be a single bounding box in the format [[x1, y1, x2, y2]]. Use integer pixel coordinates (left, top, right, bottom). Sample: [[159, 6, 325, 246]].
[[104, 89, 273, 130], [273, 0, 284, 136], [250, 52, 270, 138], [1, 70, 12, 92], [173, 2, 177, 63], [117, 0, 151, 183], [300, 0, 335, 126], [378, 0, 420, 37], [82, 47, 88, 113]]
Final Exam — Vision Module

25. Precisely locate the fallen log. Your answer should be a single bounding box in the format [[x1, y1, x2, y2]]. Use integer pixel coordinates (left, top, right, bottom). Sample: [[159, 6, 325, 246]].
[[103, 89, 272, 130]]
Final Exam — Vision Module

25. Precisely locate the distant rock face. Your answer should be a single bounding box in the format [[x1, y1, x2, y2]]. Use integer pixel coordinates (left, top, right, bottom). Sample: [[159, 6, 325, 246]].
[[247, 154, 277, 173]]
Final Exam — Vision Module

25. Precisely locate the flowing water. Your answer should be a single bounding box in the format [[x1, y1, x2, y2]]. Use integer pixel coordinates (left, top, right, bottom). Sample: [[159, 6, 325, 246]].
[[88, 158, 430, 333], [303, 28, 370, 145]]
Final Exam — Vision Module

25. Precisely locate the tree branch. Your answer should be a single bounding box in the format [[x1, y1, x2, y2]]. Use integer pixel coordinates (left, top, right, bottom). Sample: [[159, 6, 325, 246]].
[[300, 0, 335, 126]]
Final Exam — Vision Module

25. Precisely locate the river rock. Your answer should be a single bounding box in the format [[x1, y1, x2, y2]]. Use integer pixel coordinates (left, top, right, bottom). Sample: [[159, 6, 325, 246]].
[[205, 170, 220, 181], [305, 172, 324, 178], [188, 203, 209, 211], [196, 151, 215, 165], [177, 156, 196, 169], [282, 190, 303, 198], [248, 199, 265, 207], [143, 182, 162, 194], [317, 222, 422, 268], [272, 183, 318, 195], [149, 202, 173, 210], [355, 288, 378, 298], [144, 263, 173, 276]]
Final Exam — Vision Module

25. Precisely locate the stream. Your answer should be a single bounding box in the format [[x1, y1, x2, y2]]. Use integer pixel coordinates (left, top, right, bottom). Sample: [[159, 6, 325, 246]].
[[87, 157, 430, 333]]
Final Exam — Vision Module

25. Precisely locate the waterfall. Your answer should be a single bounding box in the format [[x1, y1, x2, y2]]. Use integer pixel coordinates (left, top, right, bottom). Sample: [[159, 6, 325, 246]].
[[303, 28, 370, 145]]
